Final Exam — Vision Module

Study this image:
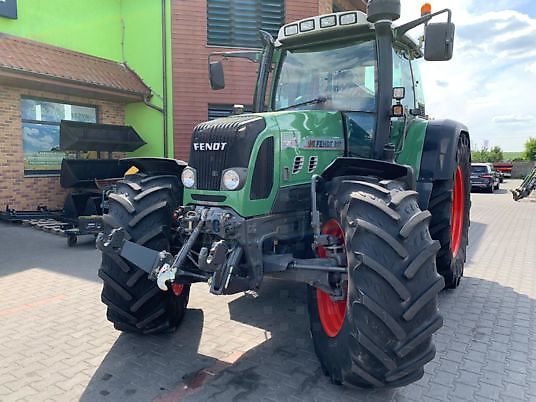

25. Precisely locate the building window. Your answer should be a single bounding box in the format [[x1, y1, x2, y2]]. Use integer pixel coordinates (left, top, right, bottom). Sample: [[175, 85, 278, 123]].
[[208, 104, 252, 120], [21, 97, 97, 176], [207, 0, 285, 48]]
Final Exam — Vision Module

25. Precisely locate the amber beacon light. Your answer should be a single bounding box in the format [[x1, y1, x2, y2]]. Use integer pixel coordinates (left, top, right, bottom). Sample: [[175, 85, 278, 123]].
[[421, 3, 432, 16]]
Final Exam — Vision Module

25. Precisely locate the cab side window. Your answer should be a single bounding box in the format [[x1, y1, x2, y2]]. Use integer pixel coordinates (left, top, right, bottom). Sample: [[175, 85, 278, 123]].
[[411, 58, 426, 113], [392, 48, 415, 110]]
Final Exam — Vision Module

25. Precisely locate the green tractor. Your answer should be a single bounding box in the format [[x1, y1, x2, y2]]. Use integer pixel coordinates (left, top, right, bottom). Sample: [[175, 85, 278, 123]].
[[97, 0, 471, 388]]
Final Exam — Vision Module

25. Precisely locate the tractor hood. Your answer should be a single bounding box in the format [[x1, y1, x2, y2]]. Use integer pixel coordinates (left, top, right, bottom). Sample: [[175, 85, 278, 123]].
[[185, 110, 344, 217], [189, 115, 267, 191]]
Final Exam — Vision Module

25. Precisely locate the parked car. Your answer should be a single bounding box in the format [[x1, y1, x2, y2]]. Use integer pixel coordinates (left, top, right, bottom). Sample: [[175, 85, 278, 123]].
[[471, 163, 500, 192]]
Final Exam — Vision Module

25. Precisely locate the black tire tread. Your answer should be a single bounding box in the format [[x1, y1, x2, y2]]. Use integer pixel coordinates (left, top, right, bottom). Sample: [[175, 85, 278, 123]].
[[354, 253, 410, 301], [356, 331, 397, 370], [101, 295, 137, 322], [308, 178, 443, 388], [98, 269, 133, 301], [389, 190, 419, 207], [99, 173, 189, 334], [404, 241, 441, 279], [354, 219, 408, 258], [395, 316, 443, 358], [137, 226, 165, 246], [399, 211, 431, 238], [402, 278, 444, 321], [359, 294, 406, 340], [350, 193, 401, 221], [108, 193, 135, 213], [134, 185, 173, 202], [128, 201, 168, 227]]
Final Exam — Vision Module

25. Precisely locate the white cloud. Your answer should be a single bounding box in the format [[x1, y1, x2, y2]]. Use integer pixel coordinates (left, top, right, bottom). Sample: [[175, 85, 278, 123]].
[[493, 114, 535, 124], [525, 62, 536, 73], [399, 2, 536, 151], [23, 127, 55, 150]]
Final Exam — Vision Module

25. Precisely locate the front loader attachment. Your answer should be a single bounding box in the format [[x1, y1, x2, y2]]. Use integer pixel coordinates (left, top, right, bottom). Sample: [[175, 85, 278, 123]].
[[511, 166, 536, 201]]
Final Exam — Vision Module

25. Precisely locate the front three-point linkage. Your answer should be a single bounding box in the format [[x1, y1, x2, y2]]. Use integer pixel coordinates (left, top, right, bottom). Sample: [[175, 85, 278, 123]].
[[156, 209, 210, 290]]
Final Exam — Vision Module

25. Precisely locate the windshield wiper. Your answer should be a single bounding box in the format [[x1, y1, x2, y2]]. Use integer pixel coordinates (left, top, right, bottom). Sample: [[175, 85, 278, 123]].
[[277, 96, 330, 111]]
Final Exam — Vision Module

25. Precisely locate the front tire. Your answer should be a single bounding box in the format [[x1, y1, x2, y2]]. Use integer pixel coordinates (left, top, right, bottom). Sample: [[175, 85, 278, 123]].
[[99, 174, 190, 334], [308, 178, 444, 388], [428, 135, 471, 288]]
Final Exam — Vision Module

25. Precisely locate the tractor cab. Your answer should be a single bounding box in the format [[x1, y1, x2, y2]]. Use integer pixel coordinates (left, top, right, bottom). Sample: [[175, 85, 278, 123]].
[[209, 6, 454, 161]]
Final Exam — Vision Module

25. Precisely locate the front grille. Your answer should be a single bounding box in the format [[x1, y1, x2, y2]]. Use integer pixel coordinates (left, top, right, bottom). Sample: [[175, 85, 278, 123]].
[[188, 115, 266, 190], [192, 131, 229, 190], [191, 194, 227, 203]]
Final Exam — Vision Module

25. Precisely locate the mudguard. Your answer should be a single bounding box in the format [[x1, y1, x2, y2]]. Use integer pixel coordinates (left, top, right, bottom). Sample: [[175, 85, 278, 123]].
[[419, 119, 469, 181], [121, 157, 187, 177], [321, 157, 416, 190]]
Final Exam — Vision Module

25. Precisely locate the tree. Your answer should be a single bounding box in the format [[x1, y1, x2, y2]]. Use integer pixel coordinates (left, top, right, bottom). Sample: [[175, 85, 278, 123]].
[[524, 137, 536, 161], [471, 150, 485, 162], [488, 146, 503, 163], [471, 145, 504, 163]]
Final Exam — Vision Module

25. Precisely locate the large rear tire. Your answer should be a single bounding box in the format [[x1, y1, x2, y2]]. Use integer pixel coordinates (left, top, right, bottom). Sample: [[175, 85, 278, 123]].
[[99, 174, 190, 334], [428, 134, 471, 288], [308, 178, 444, 388]]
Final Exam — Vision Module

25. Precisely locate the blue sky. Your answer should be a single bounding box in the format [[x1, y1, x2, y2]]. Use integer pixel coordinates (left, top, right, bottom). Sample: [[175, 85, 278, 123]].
[[399, 0, 536, 151]]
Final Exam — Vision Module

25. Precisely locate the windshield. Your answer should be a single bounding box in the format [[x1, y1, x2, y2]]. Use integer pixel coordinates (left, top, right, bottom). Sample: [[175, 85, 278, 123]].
[[272, 41, 377, 112]]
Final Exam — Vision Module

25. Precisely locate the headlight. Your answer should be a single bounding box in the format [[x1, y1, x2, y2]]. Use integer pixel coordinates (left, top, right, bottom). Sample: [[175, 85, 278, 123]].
[[181, 167, 196, 188], [222, 169, 240, 190]]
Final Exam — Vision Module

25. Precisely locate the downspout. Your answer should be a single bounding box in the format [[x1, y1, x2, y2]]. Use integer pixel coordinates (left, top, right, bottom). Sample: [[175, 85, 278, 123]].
[[144, 97, 164, 113], [161, 0, 169, 157]]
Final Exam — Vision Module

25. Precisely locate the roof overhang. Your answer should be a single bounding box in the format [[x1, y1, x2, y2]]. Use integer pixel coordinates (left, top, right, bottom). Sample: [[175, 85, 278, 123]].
[[0, 68, 147, 102], [0, 33, 151, 103]]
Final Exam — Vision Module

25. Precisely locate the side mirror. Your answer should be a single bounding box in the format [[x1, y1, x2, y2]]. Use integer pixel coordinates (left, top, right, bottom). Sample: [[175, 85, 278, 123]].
[[209, 61, 225, 90], [424, 22, 455, 61]]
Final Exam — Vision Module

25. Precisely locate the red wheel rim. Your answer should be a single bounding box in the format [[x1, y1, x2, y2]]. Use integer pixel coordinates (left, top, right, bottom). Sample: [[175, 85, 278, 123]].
[[171, 283, 184, 296], [316, 219, 347, 338], [451, 166, 464, 257]]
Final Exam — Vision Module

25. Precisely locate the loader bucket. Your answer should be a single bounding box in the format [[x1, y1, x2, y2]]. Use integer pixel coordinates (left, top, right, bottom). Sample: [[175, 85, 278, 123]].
[[60, 121, 146, 152], [60, 159, 128, 189]]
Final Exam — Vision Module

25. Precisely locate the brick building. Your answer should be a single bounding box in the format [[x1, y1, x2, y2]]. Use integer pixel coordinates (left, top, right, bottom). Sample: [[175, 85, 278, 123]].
[[0, 1, 169, 211], [0, 35, 149, 210], [171, 0, 367, 160], [0, 0, 366, 211]]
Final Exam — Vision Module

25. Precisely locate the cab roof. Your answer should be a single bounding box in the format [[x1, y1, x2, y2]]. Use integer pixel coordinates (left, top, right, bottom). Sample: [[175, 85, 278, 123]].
[[276, 11, 421, 56]]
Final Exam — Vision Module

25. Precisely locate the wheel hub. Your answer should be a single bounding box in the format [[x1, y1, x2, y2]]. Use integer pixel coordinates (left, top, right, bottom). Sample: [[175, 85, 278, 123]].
[[316, 219, 347, 338]]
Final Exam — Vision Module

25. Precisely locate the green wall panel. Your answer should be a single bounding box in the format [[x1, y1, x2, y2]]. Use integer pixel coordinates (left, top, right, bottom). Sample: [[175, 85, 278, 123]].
[[0, 0, 122, 61], [0, 0, 173, 158]]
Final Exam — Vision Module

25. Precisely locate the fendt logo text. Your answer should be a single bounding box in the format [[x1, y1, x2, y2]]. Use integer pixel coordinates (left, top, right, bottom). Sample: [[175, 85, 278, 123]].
[[193, 142, 227, 151]]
